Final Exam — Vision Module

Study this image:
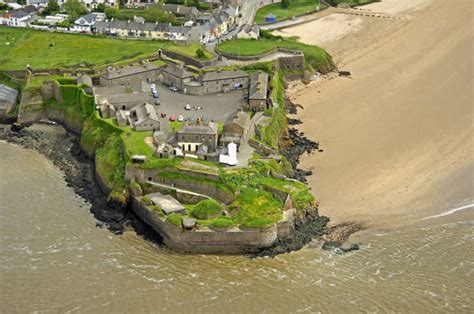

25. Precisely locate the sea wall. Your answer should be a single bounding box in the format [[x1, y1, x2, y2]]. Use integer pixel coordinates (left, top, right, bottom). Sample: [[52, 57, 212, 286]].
[[131, 196, 296, 254]]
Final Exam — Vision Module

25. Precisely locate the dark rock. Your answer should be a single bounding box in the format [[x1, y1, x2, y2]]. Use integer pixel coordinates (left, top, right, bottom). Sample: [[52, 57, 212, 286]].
[[0, 124, 163, 246], [322, 241, 342, 250]]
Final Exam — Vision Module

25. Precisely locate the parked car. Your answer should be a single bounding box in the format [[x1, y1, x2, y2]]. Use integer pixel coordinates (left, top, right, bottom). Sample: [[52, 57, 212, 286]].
[[161, 112, 166, 118], [152, 93, 159, 98], [185, 104, 191, 110], [169, 115, 176, 122], [150, 84, 156, 89], [188, 116, 195, 123], [177, 115, 184, 122], [154, 99, 160, 105], [169, 86, 178, 92]]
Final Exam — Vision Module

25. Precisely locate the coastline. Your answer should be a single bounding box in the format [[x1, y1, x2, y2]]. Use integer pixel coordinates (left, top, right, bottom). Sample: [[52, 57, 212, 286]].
[[0, 123, 346, 256], [0, 124, 164, 243], [286, 0, 473, 229]]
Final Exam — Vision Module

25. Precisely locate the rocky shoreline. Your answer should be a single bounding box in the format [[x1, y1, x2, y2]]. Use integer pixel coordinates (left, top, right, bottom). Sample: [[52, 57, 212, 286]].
[[0, 124, 162, 244], [0, 121, 358, 257]]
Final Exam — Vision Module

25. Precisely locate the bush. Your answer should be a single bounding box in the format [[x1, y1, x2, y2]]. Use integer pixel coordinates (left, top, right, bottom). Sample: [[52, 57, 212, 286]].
[[192, 199, 223, 219], [167, 213, 182, 226], [142, 195, 151, 204], [210, 216, 235, 229], [195, 48, 205, 59]]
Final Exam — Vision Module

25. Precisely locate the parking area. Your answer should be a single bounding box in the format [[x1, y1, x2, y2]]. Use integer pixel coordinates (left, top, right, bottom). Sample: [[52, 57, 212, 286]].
[[147, 83, 247, 131]]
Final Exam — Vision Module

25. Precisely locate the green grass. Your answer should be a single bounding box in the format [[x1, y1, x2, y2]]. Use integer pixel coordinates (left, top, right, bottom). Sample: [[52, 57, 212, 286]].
[[210, 216, 235, 229], [232, 187, 283, 229], [191, 199, 223, 219], [217, 38, 334, 74], [166, 213, 183, 226], [166, 43, 215, 60], [256, 0, 327, 24], [0, 27, 172, 70], [327, 0, 379, 7]]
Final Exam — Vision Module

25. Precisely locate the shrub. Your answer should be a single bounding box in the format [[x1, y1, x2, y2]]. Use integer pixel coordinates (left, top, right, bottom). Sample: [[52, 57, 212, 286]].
[[142, 195, 151, 204], [192, 199, 223, 219], [195, 48, 205, 59], [167, 213, 182, 226], [210, 216, 235, 229]]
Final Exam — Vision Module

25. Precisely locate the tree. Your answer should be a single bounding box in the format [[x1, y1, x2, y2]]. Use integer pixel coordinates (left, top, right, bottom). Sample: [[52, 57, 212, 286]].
[[195, 48, 205, 59], [104, 7, 119, 20], [281, 0, 290, 8], [93, 3, 106, 13], [43, 0, 60, 16], [64, 0, 87, 21]]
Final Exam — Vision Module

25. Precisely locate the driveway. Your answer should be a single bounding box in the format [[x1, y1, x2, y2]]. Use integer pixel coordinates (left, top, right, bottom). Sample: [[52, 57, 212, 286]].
[[150, 84, 247, 131]]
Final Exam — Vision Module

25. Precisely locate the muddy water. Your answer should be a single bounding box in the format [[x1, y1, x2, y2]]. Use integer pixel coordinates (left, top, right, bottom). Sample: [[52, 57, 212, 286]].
[[0, 142, 472, 313]]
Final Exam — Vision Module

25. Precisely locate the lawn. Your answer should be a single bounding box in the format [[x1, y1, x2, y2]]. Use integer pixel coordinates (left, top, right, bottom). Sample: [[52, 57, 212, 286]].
[[166, 43, 215, 60], [0, 27, 172, 70], [217, 38, 334, 73], [255, 0, 327, 24]]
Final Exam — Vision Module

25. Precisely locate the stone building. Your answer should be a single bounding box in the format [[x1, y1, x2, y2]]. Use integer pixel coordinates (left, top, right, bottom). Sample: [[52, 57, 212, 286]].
[[100, 64, 160, 90], [222, 111, 250, 147], [177, 122, 218, 153], [277, 54, 305, 71], [128, 103, 160, 131], [248, 71, 269, 111], [161, 65, 194, 91], [96, 92, 153, 110], [200, 69, 249, 94], [0, 84, 18, 116]]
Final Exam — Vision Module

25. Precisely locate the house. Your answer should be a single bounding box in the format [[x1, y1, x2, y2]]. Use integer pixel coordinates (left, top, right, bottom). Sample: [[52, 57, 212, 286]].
[[222, 110, 250, 147], [128, 103, 160, 131], [97, 92, 153, 110], [74, 12, 104, 32], [0, 6, 38, 27], [177, 122, 218, 153], [55, 0, 117, 10], [0, 84, 18, 116], [99, 103, 116, 119], [100, 64, 160, 89], [36, 13, 69, 26], [248, 71, 269, 111], [159, 4, 199, 21], [161, 65, 194, 91], [200, 69, 249, 94], [115, 109, 128, 126]]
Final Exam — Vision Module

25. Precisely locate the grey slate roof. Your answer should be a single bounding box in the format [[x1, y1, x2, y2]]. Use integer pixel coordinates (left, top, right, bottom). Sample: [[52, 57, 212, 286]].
[[201, 69, 249, 82], [162, 65, 193, 79], [249, 71, 269, 100], [101, 64, 158, 80], [130, 103, 159, 124], [0, 84, 19, 105], [101, 92, 152, 104], [179, 122, 218, 135]]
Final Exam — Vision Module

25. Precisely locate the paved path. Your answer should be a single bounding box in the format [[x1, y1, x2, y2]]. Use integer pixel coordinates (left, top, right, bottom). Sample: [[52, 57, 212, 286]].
[[260, 6, 406, 31], [147, 181, 211, 200], [235, 112, 264, 167]]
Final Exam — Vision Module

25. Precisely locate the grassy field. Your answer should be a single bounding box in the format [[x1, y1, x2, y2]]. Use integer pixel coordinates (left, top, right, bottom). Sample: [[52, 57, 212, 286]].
[[256, 0, 327, 24], [0, 27, 172, 70], [217, 38, 334, 73], [166, 43, 215, 60]]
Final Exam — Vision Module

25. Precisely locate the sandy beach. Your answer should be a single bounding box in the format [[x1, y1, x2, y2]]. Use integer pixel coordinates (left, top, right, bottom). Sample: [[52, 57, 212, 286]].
[[288, 0, 473, 228]]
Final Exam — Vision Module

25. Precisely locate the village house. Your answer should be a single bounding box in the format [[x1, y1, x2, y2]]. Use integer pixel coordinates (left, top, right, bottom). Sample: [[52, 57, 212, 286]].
[[0, 84, 19, 117], [221, 110, 250, 147], [161, 65, 194, 91], [200, 69, 249, 94], [100, 64, 160, 89], [128, 103, 160, 131], [0, 5, 38, 27], [159, 3, 200, 21], [74, 12, 104, 33], [177, 122, 218, 153], [99, 103, 116, 119], [54, 0, 116, 10], [97, 92, 153, 111], [248, 71, 269, 111]]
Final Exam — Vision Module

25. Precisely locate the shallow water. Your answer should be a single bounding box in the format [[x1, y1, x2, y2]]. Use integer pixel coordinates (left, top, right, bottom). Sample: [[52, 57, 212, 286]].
[[1, 142, 472, 312]]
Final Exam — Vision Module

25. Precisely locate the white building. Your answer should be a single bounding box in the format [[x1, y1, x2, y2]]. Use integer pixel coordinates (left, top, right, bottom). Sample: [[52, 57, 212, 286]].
[[74, 12, 104, 32]]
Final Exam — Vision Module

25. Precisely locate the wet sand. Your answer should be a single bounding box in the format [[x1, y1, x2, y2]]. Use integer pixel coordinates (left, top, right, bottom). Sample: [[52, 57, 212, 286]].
[[290, 0, 474, 227]]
